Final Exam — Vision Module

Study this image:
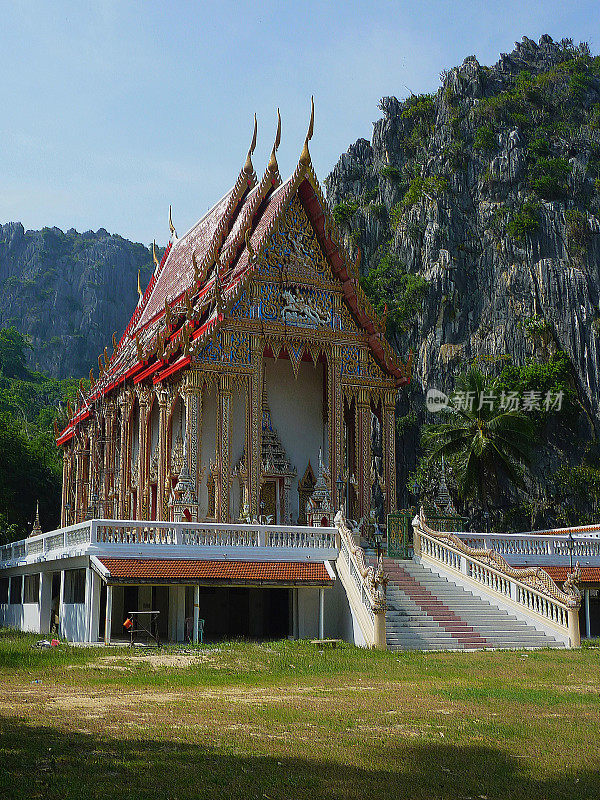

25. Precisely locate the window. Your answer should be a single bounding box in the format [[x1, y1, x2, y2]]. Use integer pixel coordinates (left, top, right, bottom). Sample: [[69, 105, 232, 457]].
[[0, 578, 8, 604], [23, 574, 40, 604], [9, 575, 23, 604], [63, 569, 85, 604]]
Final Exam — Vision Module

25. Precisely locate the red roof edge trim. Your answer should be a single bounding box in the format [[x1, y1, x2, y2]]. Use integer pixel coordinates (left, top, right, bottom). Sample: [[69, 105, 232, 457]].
[[133, 360, 164, 384], [153, 355, 191, 384], [120, 241, 173, 346]]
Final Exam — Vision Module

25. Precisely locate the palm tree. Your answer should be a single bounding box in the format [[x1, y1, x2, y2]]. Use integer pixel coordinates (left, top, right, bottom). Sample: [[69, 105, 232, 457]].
[[423, 369, 536, 511]]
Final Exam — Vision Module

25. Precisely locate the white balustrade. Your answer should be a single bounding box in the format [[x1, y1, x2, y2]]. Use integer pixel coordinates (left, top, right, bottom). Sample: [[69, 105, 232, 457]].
[[0, 518, 339, 567], [416, 513, 580, 644], [456, 530, 600, 565]]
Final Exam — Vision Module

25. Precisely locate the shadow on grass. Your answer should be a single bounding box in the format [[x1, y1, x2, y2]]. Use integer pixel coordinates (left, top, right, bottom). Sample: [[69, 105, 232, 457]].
[[0, 718, 597, 800]]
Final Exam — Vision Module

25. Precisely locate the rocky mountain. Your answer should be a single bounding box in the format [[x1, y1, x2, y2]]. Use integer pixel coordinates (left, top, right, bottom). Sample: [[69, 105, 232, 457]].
[[0, 223, 155, 378], [326, 35, 600, 514]]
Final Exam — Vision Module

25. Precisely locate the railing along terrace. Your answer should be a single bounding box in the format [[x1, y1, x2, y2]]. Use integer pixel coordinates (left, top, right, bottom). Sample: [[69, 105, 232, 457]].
[[414, 509, 582, 646], [334, 512, 387, 648], [0, 519, 338, 566], [456, 529, 600, 565]]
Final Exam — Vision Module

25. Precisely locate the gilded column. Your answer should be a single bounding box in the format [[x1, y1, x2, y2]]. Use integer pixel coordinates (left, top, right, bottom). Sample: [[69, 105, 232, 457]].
[[103, 403, 116, 518], [87, 423, 98, 519], [217, 371, 233, 522], [157, 388, 170, 521], [183, 373, 202, 491], [383, 388, 397, 514], [356, 387, 372, 521], [117, 395, 129, 519], [327, 344, 343, 508], [248, 336, 263, 518], [61, 450, 70, 527], [137, 389, 151, 519], [73, 440, 83, 523]]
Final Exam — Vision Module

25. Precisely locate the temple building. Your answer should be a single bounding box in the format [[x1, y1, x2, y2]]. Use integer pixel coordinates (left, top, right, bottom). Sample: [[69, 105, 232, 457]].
[[56, 105, 410, 531]]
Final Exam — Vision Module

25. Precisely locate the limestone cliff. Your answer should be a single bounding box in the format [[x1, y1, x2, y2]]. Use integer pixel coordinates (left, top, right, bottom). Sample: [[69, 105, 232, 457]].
[[0, 224, 154, 378], [326, 36, 600, 511]]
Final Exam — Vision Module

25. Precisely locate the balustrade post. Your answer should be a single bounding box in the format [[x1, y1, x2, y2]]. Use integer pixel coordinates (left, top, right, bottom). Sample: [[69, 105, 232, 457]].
[[258, 527, 267, 548], [567, 606, 581, 648], [373, 610, 387, 650]]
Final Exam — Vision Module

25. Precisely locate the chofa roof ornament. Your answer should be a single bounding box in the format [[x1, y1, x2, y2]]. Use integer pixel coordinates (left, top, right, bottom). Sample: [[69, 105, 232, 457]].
[[243, 113, 258, 177], [299, 95, 314, 167], [268, 108, 282, 174]]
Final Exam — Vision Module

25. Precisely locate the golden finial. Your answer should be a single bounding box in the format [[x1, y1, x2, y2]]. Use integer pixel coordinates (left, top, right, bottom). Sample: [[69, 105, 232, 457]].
[[89, 368, 94, 387], [245, 229, 256, 262], [112, 332, 117, 351], [152, 239, 159, 267], [53, 419, 60, 438], [137, 269, 143, 300], [243, 113, 258, 175], [268, 108, 282, 173], [67, 400, 73, 418], [299, 96, 315, 167], [103, 346, 109, 366], [79, 378, 85, 396], [156, 330, 165, 361], [181, 324, 191, 357], [98, 353, 104, 375], [135, 334, 143, 361], [184, 290, 193, 319], [169, 205, 177, 238]]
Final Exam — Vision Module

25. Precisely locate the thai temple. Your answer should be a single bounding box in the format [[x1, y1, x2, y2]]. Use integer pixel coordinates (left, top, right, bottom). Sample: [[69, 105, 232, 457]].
[[56, 104, 408, 531], [0, 104, 596, 649]]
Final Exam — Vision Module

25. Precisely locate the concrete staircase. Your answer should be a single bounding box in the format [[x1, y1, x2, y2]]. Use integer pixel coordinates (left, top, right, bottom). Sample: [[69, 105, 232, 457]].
[[382, 558, 564, 651]]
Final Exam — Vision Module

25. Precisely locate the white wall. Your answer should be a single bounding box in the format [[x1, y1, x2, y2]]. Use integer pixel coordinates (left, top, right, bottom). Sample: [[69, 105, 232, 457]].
[[60, 603, 87, 642], [265, 357, 325, 523]]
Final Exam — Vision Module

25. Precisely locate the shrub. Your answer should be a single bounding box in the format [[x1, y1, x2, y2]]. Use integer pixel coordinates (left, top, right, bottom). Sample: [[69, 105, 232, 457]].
[[402, 175, 449, 210], [564, 209, 591, 256], [380, 165, 401, 181], [332, 200, 359, 226], [473, 125, 497, 152], [506, 200, 541, 241], [528, 157, 570, 200], [361, 251, 429, 333]]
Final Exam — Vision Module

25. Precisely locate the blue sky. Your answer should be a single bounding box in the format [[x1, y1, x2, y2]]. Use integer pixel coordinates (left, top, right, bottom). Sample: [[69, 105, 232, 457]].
[[2, 0, 599, 244]]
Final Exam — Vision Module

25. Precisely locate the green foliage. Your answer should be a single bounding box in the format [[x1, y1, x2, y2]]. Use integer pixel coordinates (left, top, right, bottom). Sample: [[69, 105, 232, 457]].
[[519, 315, 551, 338], [389, 203, 404, 230], [363, 188, 378, 203], [473, 125, 497, 152], [421, 368, 537, 506], [402, 175, 449, 210], [0, 327, 31, 378], [496, 352, 575, 423], [380, 165, 402, 181], [360, 250, 429, 333], [528, 157, 570, 200], [564, 209, 592, 256], [0, 329, 86, 541], [506, 200, 541, 241], [332, 200, 359, 226], [400, 93, 435, 122]]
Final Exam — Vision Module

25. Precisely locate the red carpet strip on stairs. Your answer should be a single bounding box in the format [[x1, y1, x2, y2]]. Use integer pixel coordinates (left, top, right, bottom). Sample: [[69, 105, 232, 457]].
[[383, 559, 492, 648]]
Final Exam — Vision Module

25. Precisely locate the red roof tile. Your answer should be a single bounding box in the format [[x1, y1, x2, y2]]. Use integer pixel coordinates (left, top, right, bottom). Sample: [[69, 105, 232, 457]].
[[98, 558, 332, 584], [539, 566, 600, 584]]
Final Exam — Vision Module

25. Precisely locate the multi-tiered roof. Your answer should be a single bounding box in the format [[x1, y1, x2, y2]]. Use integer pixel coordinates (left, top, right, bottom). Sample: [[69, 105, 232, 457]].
[[57, 102, 411, 445]]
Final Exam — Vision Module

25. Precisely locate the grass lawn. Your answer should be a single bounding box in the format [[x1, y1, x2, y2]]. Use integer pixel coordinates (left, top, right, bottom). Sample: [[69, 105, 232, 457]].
[[0, 630, 599, 799]]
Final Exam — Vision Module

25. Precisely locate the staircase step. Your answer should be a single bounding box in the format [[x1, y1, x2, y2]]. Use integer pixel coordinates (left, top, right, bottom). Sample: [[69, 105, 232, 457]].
[[378, 557, 561, 652]]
